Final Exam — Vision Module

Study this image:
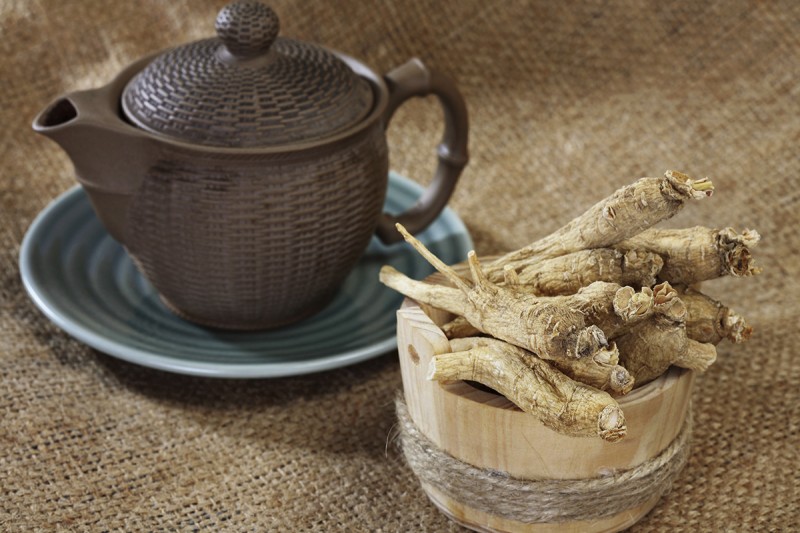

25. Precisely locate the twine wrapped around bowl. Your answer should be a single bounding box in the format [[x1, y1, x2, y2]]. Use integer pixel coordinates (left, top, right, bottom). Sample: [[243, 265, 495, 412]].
[[396, 299, 694, 533]]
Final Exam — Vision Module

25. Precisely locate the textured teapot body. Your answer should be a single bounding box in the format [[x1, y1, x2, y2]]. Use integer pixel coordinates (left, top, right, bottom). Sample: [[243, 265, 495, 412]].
[[127, 117, 390, 328]]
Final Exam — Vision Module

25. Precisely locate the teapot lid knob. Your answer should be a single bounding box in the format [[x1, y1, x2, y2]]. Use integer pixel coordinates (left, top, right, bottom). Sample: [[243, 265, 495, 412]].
[[216, 1, 280, 59]]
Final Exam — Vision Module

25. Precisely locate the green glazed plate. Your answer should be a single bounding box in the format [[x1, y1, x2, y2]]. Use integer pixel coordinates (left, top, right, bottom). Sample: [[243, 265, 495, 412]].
[[19, 172, 472, 378]]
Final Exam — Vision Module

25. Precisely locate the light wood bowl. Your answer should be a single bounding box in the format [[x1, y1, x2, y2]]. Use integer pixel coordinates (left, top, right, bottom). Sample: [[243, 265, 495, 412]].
[[397, 299, 694, 533]]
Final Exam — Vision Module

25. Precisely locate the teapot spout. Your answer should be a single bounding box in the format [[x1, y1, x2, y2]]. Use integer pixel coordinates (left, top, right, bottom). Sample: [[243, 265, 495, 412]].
[[33, 96, 79, 131], [33, 86, 153, 244]]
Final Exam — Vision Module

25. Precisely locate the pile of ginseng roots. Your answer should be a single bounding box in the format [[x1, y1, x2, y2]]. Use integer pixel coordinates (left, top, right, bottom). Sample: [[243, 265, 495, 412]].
[[380, 171, 759, 442]]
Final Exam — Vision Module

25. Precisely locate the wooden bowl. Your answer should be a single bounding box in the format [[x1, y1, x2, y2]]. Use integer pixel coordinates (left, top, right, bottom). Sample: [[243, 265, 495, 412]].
[[397, 299, 694, 533]]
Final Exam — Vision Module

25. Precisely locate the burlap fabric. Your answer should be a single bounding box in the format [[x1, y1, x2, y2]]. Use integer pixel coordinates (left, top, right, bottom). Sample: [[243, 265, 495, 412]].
[[2, 1, 798, 530]]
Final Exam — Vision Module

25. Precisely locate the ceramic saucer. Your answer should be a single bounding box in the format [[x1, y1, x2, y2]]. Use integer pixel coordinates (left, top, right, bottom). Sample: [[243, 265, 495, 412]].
[[19, 172, 472, 378]]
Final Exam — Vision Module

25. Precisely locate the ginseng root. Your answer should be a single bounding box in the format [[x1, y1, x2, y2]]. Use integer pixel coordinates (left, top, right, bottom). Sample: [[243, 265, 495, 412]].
[[443, 282, 653, 341], [439, 282, 643, 394], [549, 341, 634, 395], [616, 226, 761, 285], [616, 282, 717, 386], [438, 313, 632, 394], [678, 287, 753, 344], [493, 170, 713, 265], [483, 248, 664, 295], [569, 282, 655, 338], [380, 224, 608, 361], [441, 315, 480, 339], [428, 337, 627, 442], [674, 339, 718, 372], [615, 282, 687, 386]]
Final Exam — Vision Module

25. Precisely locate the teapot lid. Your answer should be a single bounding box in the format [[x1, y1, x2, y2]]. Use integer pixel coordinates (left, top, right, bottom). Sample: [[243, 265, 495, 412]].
[[121, 1, 373, 148]]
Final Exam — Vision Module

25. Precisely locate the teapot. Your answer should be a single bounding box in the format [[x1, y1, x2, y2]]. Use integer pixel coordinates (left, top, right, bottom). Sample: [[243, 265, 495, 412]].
[[33, 1, 468, 330]]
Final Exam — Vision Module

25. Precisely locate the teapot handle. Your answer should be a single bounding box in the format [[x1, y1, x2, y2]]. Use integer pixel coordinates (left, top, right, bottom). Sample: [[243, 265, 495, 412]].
[[375, 58, 469, 244]]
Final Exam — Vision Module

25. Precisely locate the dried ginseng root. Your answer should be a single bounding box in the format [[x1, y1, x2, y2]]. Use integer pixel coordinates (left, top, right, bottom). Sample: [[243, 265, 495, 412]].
[[428, 337, 627, 442], [483, 248, 664, 295], [616, 282, 717, 386], [440, 281, 643, 394], [616, 226, 761, 285], [678, 287, 753, 345], [380, 224, 609, 362], [443, 282, 653, 342], [568, 282, 655, 338], [440, 316, 480, 339], [675, 339, 719, 373], [492, 170, 714, 266], [439, 314, 632, 393], [549, 342, 634, 395]]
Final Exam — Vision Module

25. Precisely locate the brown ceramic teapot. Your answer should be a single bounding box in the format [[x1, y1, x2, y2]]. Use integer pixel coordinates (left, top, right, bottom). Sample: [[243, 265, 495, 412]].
[[33, 1, 468, 330]]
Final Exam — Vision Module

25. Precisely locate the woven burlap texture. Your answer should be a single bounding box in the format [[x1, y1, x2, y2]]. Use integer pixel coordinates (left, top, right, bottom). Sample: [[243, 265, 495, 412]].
[[2, 1, 798, 531]]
